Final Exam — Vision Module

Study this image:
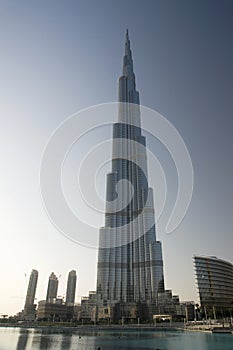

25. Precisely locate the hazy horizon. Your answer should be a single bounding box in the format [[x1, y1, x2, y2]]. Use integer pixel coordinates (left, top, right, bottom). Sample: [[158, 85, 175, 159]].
[[0, 0, 233, 316]]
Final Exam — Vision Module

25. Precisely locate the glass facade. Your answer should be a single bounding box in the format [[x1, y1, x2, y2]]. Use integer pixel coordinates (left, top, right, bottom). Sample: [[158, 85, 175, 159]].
[[96, 31, 164, 306], [65, 270, 77, 306], [46, 272, 58, 303], [24, 269, 38, 318], [194, 255, 233, 314]]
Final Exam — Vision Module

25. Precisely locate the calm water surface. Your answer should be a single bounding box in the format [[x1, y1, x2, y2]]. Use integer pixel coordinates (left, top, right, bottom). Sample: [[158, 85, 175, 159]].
[[0, 327, 232, 350]]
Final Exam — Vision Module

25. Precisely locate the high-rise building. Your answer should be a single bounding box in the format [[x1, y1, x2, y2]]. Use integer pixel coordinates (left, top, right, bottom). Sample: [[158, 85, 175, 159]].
[[65, 270, 77, 306], [194, 255, 233, 317], [96, 31, 164, 318], [23, 269, 38, 320], [46, 272, 58, 303]]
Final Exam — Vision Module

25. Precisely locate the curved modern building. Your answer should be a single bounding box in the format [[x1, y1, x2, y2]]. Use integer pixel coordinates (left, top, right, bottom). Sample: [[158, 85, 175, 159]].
[[194, 255, 233, 315]]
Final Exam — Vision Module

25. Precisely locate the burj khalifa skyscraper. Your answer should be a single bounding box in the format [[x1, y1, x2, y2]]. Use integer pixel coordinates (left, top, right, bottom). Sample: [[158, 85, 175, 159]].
[[97, 31, 165, 315]]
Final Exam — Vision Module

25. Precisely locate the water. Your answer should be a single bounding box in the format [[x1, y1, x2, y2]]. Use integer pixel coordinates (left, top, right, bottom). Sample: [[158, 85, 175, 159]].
[[0, 327, 232, 350]]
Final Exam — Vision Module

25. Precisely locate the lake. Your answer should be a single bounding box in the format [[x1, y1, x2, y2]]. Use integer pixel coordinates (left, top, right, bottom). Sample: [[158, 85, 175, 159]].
[[0, 327, 232, 350]]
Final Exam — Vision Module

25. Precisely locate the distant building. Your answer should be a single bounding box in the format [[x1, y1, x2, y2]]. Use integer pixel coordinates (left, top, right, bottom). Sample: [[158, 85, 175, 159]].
[[73, 304, 82, 321], [46, 272, 58, 303], [194, 255, 233, 317], [37, 300, 67, 322], [177, 302, 195, 321], [23, 269, 38, 320], [65, 270, 77, 306], [36, 270, 78, 321], [79, 291, 102, 323], [157, 290, 180, 317], [155, 290, 195, 321]]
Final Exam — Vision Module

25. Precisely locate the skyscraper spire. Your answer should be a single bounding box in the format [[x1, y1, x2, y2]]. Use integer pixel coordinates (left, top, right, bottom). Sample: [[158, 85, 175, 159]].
[[123, 29, 133, 76], [126, 28, 129, 42], [119, 30, 140, 110]]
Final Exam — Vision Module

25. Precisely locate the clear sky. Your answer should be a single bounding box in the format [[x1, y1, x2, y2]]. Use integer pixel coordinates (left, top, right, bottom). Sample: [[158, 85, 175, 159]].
[[0, 0, 233, 315]]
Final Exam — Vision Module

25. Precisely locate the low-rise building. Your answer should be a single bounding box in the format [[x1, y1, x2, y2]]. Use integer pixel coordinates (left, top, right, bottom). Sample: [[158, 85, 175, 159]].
[[79, 291, 102, 323], [37, 300, 69, 322]]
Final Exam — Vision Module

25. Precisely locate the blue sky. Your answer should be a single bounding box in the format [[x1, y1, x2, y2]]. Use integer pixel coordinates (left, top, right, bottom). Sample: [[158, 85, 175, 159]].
[[0, 0, 233, 315]]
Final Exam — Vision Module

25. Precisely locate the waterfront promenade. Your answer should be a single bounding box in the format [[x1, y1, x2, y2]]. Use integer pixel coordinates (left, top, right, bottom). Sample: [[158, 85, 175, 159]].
[[0, 322, 232, 334]]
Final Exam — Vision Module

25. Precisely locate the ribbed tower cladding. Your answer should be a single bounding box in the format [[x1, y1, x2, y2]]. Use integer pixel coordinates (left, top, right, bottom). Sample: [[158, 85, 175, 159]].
[[66, 270, 77, 306], [24, 269, 38, 317], [46, 272, 58, 303], [97, 31, 165, 308]]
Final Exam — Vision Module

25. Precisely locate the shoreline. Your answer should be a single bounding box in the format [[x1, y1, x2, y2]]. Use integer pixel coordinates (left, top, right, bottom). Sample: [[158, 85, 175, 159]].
[[0, 323, 232, 334], [0, 323, 182, 330]]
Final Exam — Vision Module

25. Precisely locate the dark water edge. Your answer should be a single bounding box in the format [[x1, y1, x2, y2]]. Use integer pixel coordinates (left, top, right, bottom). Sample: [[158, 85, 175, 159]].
[[0, 326, 232, 350]]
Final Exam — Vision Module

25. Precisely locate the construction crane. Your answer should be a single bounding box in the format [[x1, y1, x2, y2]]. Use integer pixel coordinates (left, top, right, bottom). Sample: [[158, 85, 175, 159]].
[[24, 273, 27, 286]]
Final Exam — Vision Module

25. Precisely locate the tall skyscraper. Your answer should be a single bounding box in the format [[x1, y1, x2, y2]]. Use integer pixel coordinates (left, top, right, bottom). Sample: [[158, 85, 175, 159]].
[[65, 270, 77, 306], [23, 269, 38, 320], [97, 31, 164, 315], [46, 272, 58, 303]]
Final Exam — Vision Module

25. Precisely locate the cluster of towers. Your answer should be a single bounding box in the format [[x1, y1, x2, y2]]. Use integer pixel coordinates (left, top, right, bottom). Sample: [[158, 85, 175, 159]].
[[23, 269, 77, 320], [23, 31, 166, 322], [19, 31, 233, 325]]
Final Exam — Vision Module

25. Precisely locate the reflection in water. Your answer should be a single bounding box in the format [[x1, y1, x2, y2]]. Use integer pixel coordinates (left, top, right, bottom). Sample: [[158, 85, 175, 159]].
[[16, 329, 29, 350], [165, 331, 209, 350], [38, 330, 62, 350], [35, 330, 74, 350], [31, 329, 55, 350], [33, 330, 96, 350], [92, 330, 171, 350], [60, 333, 72, 350], [39, 334, 52, 350], [2, 327, 233, 350]]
